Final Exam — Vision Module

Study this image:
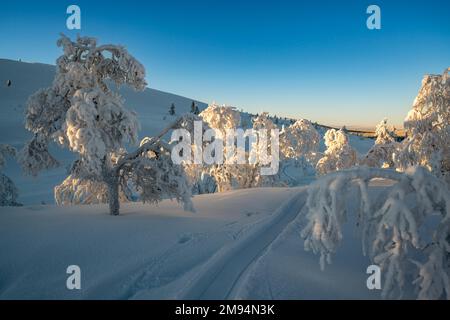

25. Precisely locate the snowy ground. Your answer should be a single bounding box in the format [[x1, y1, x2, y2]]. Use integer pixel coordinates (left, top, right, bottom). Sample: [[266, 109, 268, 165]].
[[0, 186, 391, 299]]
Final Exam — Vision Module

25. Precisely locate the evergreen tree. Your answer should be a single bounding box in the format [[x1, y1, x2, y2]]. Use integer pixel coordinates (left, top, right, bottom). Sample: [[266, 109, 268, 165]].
[[169, 103, 176, 115]]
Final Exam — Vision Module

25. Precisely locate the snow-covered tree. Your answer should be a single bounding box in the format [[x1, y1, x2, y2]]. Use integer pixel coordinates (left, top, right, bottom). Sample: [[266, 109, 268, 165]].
[[0, 144, 20, 206], [249, 112, 283, 187], [394, 68, 450, 185], [362, 118, 398, 168], [170, 114, 216, 195], [251, 112, 275, 131], [198, 103, 245, 192], [190, 101, 200, 115], [316, 129, 357, 175], [280, 119, 320, 162], [210, 111, 283, 191], [197, 107, 282, 192], [19, 34, 193, 215], [299, 166, 450, 299], [199, 103, 241, 130]]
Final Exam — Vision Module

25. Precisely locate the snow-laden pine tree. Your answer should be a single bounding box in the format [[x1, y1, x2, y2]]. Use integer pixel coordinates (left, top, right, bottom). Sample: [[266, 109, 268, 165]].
[[362, 118, 398, 168], [394, 68, 450, 184], [316, 129, 357, 175], [299, 166, 450, 299], [0, 144, 20, 206], [19, 34, 193, 215]]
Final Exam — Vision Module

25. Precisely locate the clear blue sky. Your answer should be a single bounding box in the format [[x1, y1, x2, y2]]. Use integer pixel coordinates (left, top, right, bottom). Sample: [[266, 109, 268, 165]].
[[1, 0, 449, 128]]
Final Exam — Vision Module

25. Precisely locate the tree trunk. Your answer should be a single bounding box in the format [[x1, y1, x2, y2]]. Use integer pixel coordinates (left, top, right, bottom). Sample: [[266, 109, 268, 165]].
[[107, 175, 120, 216]]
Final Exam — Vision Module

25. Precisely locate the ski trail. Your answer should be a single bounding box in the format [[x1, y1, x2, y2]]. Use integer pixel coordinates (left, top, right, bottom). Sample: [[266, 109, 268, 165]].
[[179, 189, 308, 299]]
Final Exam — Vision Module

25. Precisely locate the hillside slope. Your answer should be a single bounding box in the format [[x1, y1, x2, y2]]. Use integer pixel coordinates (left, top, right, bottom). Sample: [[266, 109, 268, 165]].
[[0, 59, 207, 145]]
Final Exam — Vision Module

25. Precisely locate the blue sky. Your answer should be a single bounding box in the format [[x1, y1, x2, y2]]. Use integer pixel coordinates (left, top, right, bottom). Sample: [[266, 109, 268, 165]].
[[0, 0, 449, 128]]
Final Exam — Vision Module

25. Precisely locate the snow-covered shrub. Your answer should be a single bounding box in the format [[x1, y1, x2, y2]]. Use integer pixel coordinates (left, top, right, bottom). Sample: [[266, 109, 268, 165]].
[[280, 119, 320, 162], [362, 118, 398, 168], [199, 103, 241, 130], [19, 34, 192, 215], [278, 119, 321, 182], [0, 144, 20, 206], [251, 112, 276, 131], [394, 68, 450, 184], [300, 166, 450, 299], [316, 129, 357, 175]]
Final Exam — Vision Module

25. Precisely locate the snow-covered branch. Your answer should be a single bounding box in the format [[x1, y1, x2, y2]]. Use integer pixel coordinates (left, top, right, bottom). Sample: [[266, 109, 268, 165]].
[[300, 166, 450, 299]]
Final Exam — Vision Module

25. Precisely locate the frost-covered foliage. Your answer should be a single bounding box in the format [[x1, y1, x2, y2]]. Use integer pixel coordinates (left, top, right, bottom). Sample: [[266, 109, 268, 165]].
[[249, 113, 283, 187], [251, 112, 276, 131], [194, 109, 318, 191], [0, 144, 20, 206], [19, 134, 59, 177], [300, 167, 450, 299], [280, 119, 320, 166], [362, 118, 398, 168], [19, 34, 192, 215], [316, 129, 357, 175], [394, 68, 450, 184], [199, 103, 241, 129], [185, 166, 217, 194], [20, 34, 143, 177], [198, 104, 248, 192], [209, 162, 261, 192], [122, 138, 194, 211], [174, 112, 216, 194], [195, 108, 285, 192], [55, 174, 128, 205]]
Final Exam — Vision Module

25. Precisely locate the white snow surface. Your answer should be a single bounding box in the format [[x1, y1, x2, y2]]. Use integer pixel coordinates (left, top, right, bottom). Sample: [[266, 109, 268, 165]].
[[0, 187, 385, 299]]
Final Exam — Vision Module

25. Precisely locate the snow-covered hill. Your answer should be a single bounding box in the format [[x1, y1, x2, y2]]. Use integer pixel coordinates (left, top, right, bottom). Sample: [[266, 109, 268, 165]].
[[0, 59, 208, 145]]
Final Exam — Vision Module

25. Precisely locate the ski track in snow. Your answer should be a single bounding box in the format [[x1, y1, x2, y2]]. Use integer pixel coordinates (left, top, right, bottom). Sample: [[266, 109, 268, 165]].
[[179, 189, 308, 299]]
